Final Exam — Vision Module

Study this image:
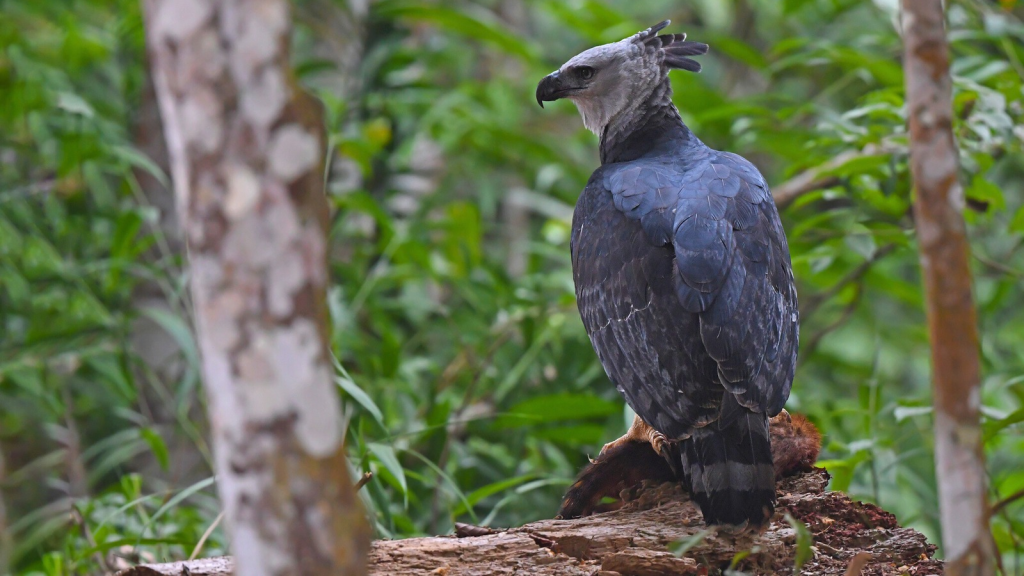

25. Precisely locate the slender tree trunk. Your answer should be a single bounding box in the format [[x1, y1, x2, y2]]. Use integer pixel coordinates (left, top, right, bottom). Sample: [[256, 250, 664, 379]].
[[901, 2, 995, 574], [142, 1, 370, 574]]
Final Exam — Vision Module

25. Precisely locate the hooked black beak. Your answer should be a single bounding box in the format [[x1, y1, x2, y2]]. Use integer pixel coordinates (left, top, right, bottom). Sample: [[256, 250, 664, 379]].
[[536, 71, 568, 108]]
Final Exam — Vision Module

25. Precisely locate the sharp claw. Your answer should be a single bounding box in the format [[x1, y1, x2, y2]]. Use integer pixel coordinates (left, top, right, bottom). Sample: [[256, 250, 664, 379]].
[[650, 432, 668, 457]]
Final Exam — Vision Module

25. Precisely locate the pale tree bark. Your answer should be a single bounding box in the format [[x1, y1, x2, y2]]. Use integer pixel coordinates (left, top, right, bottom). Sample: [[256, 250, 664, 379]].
[[142, 1, 370, 574], [901, 1, 995, 574]]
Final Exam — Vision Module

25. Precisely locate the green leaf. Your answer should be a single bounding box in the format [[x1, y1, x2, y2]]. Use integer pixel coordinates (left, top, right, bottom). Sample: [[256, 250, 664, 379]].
[[55, 91, 94, 117], [730, 548, 756, 568], [451, 474, 535, 517], [824, 153, 891, 178], [21, 236, 64, 277], [784, 513, 813, 572], [141, 306, 199, 370], [376, 1, 538, 62], [894, 406, 932, 422], [670, 528, 713, 557], [369, 442, 408, 505], [111, 210, 143, 260], [142, 476, 216, 540], [985, 407, 1024, 440], [966, 175, 1005, 212], [113, 144, 169, 187], [140, 427, 170, 471], [335, 375, 385, 427], [402, 448, 476, 523], [707, 35, 769, 70], [0, 265, 31, 304], [844, 229, 876, 260], [94, 492, 165, 534], [84, 537, 189, 557], [783, 0, 817, 14], [86, 354, 135, 401], [1009, 205, 1024, 233], [816, 459, 854, 492], [497, 393, 620, 428], [532, 424, 606, 445]]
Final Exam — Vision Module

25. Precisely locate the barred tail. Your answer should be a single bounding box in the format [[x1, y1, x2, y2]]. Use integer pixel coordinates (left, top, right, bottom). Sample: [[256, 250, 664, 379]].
[[682, 409, 776, 528]]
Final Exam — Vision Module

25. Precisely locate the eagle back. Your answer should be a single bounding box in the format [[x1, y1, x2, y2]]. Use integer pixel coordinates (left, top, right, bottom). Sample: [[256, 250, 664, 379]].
[[584, 147, 798, 417]]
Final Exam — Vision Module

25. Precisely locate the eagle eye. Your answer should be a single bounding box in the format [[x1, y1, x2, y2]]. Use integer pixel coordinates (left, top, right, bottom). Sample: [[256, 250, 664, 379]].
[[578, 66, 595, 80]]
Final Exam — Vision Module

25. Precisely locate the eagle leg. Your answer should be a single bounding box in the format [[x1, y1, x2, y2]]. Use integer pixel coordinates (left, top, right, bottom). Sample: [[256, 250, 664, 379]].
[[558, 411, 822, 519], [602, 414, 668, 458], [557, 415, 675, 519]]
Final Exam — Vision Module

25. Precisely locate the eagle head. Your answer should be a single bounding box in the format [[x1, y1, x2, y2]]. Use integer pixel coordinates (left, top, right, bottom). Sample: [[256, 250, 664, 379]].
[[536, 20, 708, 134]]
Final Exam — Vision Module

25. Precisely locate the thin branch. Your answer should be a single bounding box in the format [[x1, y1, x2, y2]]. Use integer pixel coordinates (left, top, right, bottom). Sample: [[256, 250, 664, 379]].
[[353, 472, 373, 492], [773, 140, 904, 208], [189, 510, 226, 561], [991, 487, 1024, 516], [801, 244, 898, 319], [802, 283, 864, 358], [973, 250, 1023, 278]]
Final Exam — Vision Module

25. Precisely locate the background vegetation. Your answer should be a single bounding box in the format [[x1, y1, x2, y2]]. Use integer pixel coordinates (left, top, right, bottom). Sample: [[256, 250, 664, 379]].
[[2, 0, 1024, 573]]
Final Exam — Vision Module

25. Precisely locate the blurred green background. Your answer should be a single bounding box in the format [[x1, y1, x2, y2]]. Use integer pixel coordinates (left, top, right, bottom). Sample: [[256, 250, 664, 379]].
[[2, 0, 1024, 573]]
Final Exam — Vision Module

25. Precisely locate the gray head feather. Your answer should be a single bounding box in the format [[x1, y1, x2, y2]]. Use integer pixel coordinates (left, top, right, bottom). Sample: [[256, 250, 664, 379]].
[[537, 20, 709, 134]]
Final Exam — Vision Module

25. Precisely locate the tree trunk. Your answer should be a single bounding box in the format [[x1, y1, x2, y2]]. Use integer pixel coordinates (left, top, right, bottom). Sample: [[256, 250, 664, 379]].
[[142, 1, 371, 574], [116, 470, 945, 575], [901, 1, 995, 574]]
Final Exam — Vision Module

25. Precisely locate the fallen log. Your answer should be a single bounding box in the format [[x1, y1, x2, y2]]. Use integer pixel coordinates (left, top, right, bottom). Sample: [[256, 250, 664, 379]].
[[116, 469, 943, 575]]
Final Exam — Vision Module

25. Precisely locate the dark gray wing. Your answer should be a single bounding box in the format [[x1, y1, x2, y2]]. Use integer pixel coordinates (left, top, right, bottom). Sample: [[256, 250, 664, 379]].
[[572, 168, 723, 438], [602, 151, 798, 416]]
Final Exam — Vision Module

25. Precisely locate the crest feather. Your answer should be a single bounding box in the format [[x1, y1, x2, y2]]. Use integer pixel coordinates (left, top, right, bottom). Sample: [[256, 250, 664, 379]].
[[633, 20, 709, 73], [631, 20, 671, 44]]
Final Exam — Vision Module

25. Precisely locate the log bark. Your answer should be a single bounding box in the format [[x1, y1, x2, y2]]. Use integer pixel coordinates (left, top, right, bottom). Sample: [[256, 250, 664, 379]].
[[901, 2, 995, 575], [142, 0, 370, 574], [117, 470, 943, 576]]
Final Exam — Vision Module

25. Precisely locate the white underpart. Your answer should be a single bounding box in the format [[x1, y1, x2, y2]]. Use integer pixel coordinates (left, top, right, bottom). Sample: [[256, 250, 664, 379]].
[[572, 86, 631, 134]]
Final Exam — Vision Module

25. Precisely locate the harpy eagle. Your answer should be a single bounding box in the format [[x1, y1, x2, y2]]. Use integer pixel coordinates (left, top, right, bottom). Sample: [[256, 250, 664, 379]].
[[536, 21, 798, 528]]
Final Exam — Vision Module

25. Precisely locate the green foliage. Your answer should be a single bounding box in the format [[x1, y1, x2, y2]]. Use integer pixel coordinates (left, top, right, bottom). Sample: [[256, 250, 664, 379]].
[[2, 0, 1024, 573], [784, 513, 813, 573], [669, 527, 712, 558]]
